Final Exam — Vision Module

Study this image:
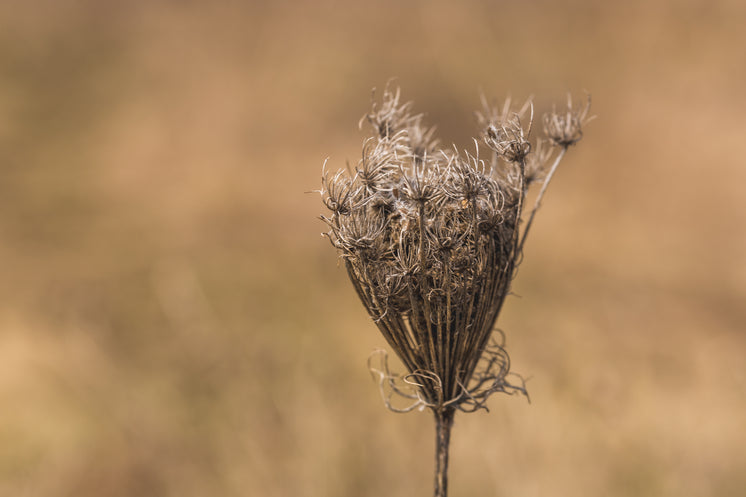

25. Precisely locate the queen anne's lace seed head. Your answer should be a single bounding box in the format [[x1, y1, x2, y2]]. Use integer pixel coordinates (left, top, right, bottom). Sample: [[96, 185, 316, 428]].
[[543, 93, 594, 147], [321, 85, 590, 414]]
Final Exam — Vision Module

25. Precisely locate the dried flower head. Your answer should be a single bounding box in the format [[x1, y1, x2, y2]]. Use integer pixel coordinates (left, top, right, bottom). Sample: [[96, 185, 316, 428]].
[[543, 92, 594, 147], [320, 85, 591, 497], [322, 87, 590, 412]]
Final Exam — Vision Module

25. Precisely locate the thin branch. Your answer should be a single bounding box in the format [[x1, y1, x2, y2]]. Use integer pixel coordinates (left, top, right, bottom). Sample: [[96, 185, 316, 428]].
[[518, 145, 568, 254]]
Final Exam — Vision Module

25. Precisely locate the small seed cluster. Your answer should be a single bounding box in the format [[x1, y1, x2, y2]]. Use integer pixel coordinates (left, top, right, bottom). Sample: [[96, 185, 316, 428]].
[[321, 86, 590, 412]]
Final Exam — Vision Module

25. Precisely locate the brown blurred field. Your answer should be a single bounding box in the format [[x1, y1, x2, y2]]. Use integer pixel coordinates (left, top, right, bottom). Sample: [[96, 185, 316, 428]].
[[1, 1, 745, 496]]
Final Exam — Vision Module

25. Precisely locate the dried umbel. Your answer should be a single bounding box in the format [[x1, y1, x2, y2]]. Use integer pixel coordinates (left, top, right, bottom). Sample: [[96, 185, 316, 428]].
[[319, 84, 591, 497]]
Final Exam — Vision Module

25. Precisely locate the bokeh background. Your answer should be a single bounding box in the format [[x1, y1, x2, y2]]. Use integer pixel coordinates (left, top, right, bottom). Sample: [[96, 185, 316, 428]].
[[1, 1, 745, 496]]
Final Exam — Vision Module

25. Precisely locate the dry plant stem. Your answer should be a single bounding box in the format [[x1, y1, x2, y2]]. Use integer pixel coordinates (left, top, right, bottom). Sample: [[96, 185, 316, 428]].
[[434, 408, 455, 497], [518, 145, 568, 253]]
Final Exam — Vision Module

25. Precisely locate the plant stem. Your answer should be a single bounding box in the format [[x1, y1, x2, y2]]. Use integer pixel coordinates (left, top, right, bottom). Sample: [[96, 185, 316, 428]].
[[518, 145, 568, 254], [434, 408, 455, 497]]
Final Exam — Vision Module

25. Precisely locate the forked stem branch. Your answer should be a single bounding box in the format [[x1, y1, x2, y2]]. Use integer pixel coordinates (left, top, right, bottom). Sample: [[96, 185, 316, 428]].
[[518, 145, 568, 253]]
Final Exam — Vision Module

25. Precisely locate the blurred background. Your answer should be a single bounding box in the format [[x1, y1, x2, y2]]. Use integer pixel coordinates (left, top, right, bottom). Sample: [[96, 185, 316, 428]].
[[1, 0, 744, 496]]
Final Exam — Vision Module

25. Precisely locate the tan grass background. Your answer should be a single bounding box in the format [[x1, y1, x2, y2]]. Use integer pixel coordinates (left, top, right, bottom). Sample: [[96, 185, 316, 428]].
[[1, 1, 745, 496]]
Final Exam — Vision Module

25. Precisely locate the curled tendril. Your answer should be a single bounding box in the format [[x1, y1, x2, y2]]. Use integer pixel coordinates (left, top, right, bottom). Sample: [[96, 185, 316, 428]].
[[368, 346, 528, 414]]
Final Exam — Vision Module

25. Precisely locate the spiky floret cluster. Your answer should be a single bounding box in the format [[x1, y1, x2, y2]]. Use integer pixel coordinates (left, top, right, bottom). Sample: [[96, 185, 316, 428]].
[[320, 85, 591, 413]]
